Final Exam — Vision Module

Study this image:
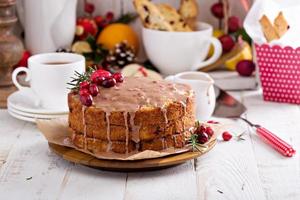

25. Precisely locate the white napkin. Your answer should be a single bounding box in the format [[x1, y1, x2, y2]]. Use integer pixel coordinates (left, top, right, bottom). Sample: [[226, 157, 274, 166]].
[[244, 0, 300, 47]]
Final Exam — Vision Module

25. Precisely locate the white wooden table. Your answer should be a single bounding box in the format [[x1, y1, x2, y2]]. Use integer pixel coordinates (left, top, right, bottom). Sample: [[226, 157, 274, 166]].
[[0, 90, 299, 200]]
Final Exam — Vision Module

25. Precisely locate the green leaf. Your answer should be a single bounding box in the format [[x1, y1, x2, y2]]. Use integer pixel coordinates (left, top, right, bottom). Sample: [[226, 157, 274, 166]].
[[114, 13, 138, 24], [235, 28, 252, 44]]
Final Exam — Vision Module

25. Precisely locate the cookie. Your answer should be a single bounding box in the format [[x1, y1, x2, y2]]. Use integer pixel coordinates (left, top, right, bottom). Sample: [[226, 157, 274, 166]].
[[133, 0, 173, 31], [259, 15, 279, 42], [157, 3, 192, 32], [274, 12, 289, 38], [178, 0, 199, 30]]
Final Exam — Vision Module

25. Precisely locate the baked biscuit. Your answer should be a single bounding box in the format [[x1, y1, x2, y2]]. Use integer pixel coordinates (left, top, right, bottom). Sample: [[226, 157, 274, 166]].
[[133, 0, 173, 31], [274, 12, 289, 38], [178, 0, 199, 30], [157, 3, 192, 32], [259, 15, 279, 42]]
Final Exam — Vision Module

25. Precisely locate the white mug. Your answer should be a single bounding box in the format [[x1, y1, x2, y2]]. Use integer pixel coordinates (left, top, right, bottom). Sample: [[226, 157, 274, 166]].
[[12, 53, 85, 111], [143, 22, 222, 75], [165, 71, 216, 120]]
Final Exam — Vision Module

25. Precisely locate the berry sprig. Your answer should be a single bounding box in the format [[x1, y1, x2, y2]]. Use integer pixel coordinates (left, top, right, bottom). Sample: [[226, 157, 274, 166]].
[[68, 66, 124, 106], [187, 121, 215, 152], [67, 67, 96, 91], [221, 131, 246, 142]]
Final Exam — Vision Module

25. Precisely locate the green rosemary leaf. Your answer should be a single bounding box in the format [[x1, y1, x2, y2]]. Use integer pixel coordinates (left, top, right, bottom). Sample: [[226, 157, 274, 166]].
[[114, 13, 137, 24]]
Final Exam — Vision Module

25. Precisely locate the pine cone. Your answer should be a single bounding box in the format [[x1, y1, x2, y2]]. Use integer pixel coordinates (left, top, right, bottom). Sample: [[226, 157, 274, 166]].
[[105, 41, 137, 69]]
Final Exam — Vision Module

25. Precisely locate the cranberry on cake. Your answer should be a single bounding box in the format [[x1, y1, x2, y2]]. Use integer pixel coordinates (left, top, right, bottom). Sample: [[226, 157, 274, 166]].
[[68, 68, 195, 154]]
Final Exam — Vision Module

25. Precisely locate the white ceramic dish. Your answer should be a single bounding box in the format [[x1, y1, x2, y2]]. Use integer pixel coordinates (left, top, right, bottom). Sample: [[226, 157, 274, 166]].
[[7, 90, 69, 115], [7, 108, 36, 123], [8, 105, 67, 119]]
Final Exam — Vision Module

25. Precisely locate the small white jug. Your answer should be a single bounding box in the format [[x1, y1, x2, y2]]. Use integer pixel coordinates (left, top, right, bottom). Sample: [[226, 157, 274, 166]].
[[165, 71, 215, 120], [16, 0, 77, 54]]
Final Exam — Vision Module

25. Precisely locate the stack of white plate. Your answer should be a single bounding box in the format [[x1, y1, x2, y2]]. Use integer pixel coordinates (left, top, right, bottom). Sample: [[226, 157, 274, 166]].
[[7, 89, 68, 123]]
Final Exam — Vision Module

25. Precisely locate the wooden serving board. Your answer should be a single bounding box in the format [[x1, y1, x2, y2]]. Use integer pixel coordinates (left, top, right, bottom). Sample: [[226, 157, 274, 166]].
[[49, 139, 216, 172]]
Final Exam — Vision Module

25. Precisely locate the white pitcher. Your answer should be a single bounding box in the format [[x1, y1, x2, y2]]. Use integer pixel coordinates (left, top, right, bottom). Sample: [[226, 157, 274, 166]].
[[165, 71, 216, 120], [16, 0, 77, 54]]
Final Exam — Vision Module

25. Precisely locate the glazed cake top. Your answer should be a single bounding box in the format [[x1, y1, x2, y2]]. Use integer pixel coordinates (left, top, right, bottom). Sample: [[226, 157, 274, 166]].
[[74, 77, 194, 113]]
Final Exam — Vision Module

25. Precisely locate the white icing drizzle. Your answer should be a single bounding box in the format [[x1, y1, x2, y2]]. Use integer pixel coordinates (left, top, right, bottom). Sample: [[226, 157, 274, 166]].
[[130, 112, 140, 143], [123, 112, 129, 154], [162, 138, 165, 149], [135, 142, 140, 151], [162, 107, 168, 124], [164, 138, 168, 149], [82, 106, 87, 150], [180, 99, 187, 131], [174, 135, 178, 148], [105, 112, 112, 152]]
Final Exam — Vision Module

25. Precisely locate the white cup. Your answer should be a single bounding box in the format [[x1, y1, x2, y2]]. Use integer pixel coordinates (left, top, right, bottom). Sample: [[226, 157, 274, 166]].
[[165, 71, 215, 120], [12, 53, 85, 111], [143, 22, 222, 75]]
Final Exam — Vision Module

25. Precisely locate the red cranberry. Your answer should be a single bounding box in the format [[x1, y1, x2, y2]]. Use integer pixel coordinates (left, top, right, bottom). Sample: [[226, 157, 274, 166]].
[[222, 131, 232, 141], [95, 69, 112, 79], [80, 93, 93, 107], [197, 132, 209, 144], [101, 77, 116, 88], [84, 2, 95, 14], [79, 88, 90, 96], [196, 125, 206, 134], [228, 16, 241, 33], [205, 127, 214, 138], [89, 84, 99, 97], [91, 73, 106, 85], [106, 11, 114, 21], [207, 120, 219, 124], [211, 3, 224, 19], [219, 35, 235, 53], [91, 70, 111, 84], [79, 81, 90, 90], [94, 15, 104, 27], [113, 72, 124, 83], [236, 60, 255, 77]]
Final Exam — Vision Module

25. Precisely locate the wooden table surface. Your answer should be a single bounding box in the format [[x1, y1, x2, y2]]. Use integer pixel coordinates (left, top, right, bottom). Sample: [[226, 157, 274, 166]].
[[0, 90, 299, 200]]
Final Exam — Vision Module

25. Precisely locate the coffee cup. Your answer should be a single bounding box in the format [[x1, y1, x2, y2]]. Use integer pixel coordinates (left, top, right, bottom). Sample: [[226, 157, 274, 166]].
[[165, 71, 215, 120], [143, 22, 222, 75], [12, 53, 85, 111]]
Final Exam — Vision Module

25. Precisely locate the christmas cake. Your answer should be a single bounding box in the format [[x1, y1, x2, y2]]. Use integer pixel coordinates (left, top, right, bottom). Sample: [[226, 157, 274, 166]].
[[68, 70, 195, 154]]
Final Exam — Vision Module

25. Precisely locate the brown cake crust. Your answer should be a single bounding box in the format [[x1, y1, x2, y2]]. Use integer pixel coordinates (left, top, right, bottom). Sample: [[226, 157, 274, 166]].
[[71, 114, 194, 142], [69, 94, 195, 127], [72, 131, 186, 154]]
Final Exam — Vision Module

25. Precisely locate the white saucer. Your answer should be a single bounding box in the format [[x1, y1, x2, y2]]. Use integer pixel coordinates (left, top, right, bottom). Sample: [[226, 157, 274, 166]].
[[8, 105, 67, 119], [7, 89, 69, 115], [8, 108, 37, 123]]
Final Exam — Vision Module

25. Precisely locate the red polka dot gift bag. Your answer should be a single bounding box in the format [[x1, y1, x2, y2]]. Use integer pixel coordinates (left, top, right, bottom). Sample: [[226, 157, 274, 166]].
[[255, 44, 300, 104], [244, 0, 300, 104]]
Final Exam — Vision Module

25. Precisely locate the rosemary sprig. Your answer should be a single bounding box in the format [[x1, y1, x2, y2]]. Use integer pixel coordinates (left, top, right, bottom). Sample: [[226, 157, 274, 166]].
[[67, 66, 96, 91], [187, 132, 208, 153], [83, 36, 109, 64], [114, 13, 138, 24]]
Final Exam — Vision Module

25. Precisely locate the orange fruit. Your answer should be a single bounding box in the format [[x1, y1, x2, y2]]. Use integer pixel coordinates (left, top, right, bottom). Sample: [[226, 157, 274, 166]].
[[97, 23, 139, 52]]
